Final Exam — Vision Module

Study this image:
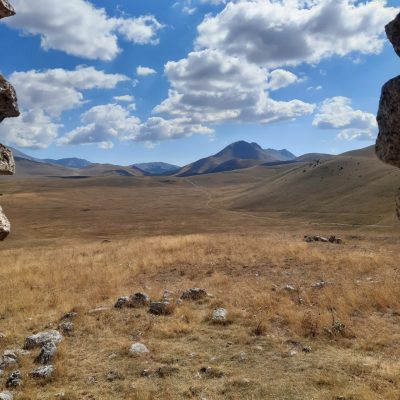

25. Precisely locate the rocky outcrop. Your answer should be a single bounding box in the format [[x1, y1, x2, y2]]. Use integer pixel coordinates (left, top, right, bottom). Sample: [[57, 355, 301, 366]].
[[0, 0, 15, 19], [0, 1, 18, 241], [376, 13, 400, 218]]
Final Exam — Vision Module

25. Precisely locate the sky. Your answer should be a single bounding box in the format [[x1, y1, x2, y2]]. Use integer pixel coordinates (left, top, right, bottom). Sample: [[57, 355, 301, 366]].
[[0, 0, 399, 166]]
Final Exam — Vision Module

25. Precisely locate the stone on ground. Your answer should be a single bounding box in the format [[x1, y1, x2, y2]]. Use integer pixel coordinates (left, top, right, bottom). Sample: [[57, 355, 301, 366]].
[[23, 330, 62, 350]]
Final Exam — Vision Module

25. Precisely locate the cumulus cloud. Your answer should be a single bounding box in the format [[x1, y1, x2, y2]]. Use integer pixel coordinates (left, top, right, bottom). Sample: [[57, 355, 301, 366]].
[[136, 66, 157, 76], [58, 104, 141, 149], [313, 96, 377, 140], [153, 49, 314, 127], [0, 67, 128, 149], [0, 109, 61, 149], [196, 0, 397, 68], [5, 0, 164, 60], [113, 95, 135, 103]]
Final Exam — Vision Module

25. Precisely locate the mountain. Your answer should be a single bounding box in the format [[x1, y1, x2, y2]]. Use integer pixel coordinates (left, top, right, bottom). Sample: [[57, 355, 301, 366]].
[[43, 158, 92, 169], [10, 147, 43, 163], [175, 141, 298, 176], [133, 162, 180, 175]]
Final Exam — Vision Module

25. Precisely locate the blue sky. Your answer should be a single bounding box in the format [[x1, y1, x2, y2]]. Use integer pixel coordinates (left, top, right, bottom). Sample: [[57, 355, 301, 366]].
[[0, 0, 399, 166]]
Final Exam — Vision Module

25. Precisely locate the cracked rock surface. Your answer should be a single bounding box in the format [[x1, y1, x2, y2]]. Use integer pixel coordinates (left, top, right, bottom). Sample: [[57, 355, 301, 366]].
[[0, 0, 15, 19]]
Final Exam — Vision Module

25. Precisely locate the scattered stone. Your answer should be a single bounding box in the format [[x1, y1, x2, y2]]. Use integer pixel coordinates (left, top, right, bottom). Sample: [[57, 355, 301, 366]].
[[311, 281, 328, 289], [329, 235, 343, 244], [140, 369, 151, 377], [302, 346, 312, 353], [58, 321, 73, 335], [23, 330, 62, 350], [30, 365, 54, 379], [181, 288, 208, 301], [149, 301, 174, 315], [304, 235, 329, 243], [162, 290, 175, 301], [0, 392, 12, 400], [239, 351, 247, 362], [288, 350, 298, 357], [283, 284, 297, 292], [114, 296, 130, 309], [130, 292, 151, 307], [0, 351, 17, 370], [0, 145, 15, 175], [60, 311, 77, 321], [34, 341, 57, 365], [6, 370, 21, 389], [211, 308, 227, 323], [129, 342, 149, 355], [106, 370, 123, 381], [199, 366, 224, 379]]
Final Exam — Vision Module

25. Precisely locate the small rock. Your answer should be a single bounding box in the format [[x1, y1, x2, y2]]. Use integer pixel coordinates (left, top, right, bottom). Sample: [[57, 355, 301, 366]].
[[181, 288, 208, 301], [211, 308, 227, 323], [311, 281, 327, 289], [58, 321, 73, 335], [302, 346, 312, 353], [23, 330, 62, 350], [162, 290, 175, 301], [239, 351, 247, 362], [30, 365, 54, 379], [283, 285, 297, 292], [34, 341, 57, 365], [129, 342, 149, 355], [288, 350, 297, 357], [149, 301, 174, 315], [140, 369, 151, 377], [106, 370, 123, 381], [199, 366, 224, 379], [0, 351, 17, 370], [129, 292, 150, 307], [0, 392, 13, 400], [114, 296, 130, 309], [6, 370, 21, 389], [329, 235, 343, 244]]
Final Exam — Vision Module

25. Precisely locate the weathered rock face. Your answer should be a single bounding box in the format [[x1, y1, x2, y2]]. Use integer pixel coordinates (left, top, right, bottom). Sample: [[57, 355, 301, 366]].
[[376, 12, 400, 219], [0, 1, 18, 241], [0, 0, 15, 19]]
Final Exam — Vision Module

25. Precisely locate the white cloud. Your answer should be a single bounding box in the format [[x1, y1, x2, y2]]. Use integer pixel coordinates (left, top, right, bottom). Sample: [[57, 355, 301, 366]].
[[113, 95, 135, 102], [153, 49, 314, 126], [196, 0, 397, 68], [5, 0, 164, 60], [58, 104, 141, 148], [0, 67, 128, 149], [0, 109, 61, 149], [313, 96, 377, 141], [10, 66, 128, 116], [136, 66, 157, 76]]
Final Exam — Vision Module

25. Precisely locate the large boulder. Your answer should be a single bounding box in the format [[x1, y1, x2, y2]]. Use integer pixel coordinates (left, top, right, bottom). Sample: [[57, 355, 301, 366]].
[[0, 144, 15, 175], [0, 0, 15, 19], [0, 75, 19, 122], [0, 207, 10, 241], [386, 13, 400, 58]]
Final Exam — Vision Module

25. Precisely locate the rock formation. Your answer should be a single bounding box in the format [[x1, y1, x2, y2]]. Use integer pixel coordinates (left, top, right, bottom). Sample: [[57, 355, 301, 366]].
[[0, 0, 19, 240], [376, 13, 400, 219]]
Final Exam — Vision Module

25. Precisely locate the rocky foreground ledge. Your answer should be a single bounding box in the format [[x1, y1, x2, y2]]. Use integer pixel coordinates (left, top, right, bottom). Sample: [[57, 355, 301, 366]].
[[0, 0, 19, 240], [376, 12, 400, 219]]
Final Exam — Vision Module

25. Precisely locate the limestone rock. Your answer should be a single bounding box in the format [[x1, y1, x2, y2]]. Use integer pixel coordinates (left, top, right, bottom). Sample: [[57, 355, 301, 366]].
[[129, 342, 149, 355], [386, 13, 400, 58], [0, 207, 11, 241], [0, 145, 15, 175], [0, 76, 19, 122], [0, 0, 15, 19], [5, 370, 21, 389], [149, 301, 174, 315], [23, 330, 62, 350], [34, 341, 57, 365], [181, 288, 208, 301], [30, 365, 54, 379], [0, 392, 13, 400], [211, 308, 227, 323], [376, 76, 400, 168]]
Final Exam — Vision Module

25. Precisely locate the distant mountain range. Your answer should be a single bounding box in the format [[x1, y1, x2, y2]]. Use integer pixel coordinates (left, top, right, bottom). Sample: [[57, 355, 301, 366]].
[[10, 141, 334, 178]]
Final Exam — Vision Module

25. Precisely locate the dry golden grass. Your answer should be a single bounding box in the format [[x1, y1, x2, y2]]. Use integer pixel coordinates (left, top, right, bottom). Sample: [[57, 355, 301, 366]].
[[1, 233, 400, 399]]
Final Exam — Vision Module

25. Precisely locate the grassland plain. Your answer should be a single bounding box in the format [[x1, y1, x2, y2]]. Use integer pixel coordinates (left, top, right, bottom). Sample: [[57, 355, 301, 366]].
[[0, 155, 400, 399]]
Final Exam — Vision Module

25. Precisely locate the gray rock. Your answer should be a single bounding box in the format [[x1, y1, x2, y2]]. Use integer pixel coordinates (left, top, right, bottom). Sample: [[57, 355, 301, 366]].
[[376, 76, 400, 168], [114, 296, 130, 309], [30, 365, 54, 379], [0, 392, 13, 400], [181, 288, 208, 301], [58, 321, 73, 335], [0, 0, 15, 19], [0, 76, 19, 122], [129, 292, 150, 307], [0, 206, 10, 241], [0, 145, 15, 175], [5, 370, 21, 388], [129, 342, 149, 355], [386, 13, 400, 58], [211, 308, 227, 323], [0, 351, 17, 370], [106, 370, 123, 381], [34, 341, 57, 365], [23, 330, 62, 350], [149, 301, 173, 315]]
